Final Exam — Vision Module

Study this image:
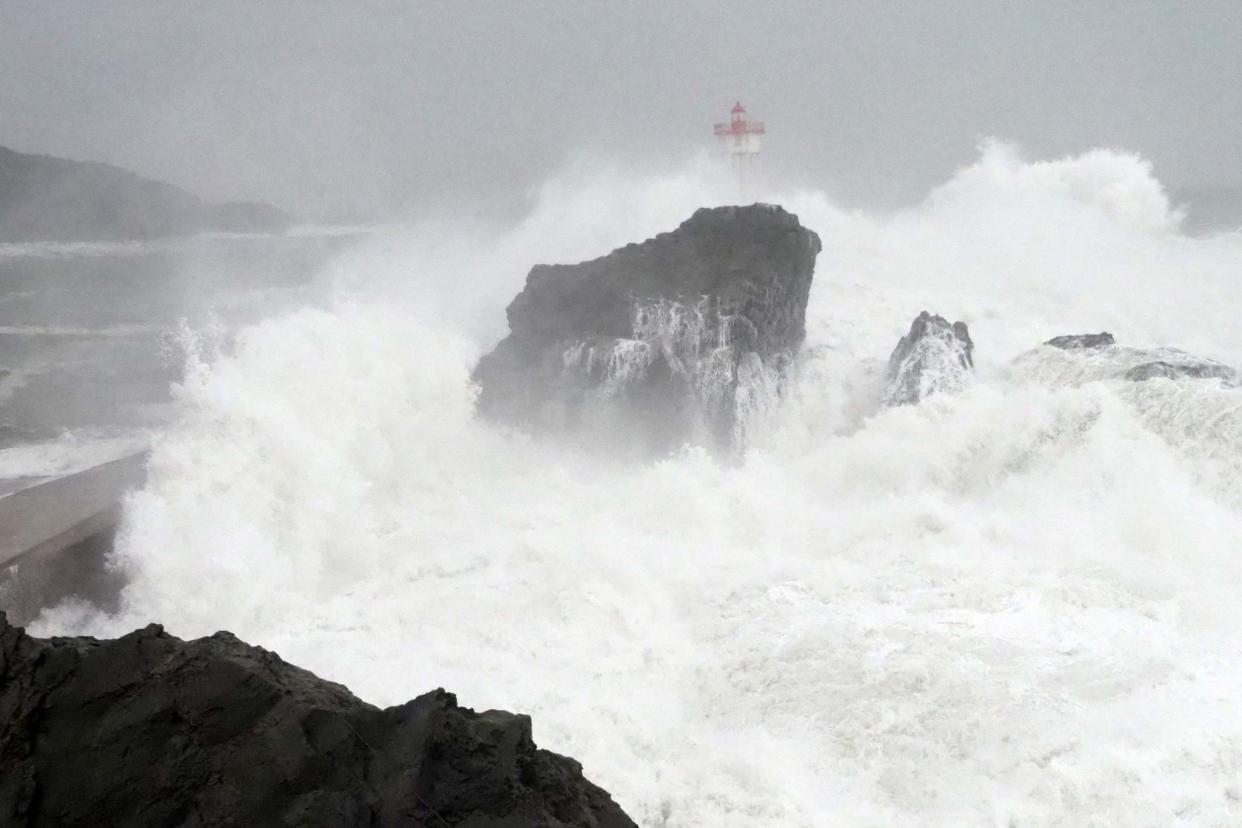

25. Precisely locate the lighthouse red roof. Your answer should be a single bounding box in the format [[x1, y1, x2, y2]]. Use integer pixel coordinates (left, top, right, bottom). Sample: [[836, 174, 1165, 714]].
[[714, 101, 765, 137]]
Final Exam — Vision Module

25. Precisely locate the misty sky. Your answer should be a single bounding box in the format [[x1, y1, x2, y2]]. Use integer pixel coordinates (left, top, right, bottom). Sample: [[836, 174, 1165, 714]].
[[2, 1, 1240, 219]]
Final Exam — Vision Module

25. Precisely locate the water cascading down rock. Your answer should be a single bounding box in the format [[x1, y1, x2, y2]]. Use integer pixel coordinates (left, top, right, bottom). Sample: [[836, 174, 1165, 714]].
[[473, 205, 821, 453]]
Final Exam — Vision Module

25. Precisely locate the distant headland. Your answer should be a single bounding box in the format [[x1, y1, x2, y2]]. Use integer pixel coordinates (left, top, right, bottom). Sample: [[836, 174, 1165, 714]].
[[0, 145, 290, 242]]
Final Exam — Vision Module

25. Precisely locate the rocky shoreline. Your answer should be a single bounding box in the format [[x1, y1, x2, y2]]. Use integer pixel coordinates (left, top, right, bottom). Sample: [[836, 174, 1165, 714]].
[[0, 613, 635, 827]]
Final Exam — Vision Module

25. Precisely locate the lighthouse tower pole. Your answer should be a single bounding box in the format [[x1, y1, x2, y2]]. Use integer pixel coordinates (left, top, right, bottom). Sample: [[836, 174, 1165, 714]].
[[713, 101, 765, 201]]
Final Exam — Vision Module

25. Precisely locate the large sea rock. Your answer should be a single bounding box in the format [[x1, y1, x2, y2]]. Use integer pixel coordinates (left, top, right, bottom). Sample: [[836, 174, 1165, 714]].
[[0, 613, 635, 827], [883, 311, 975, 406], [473, 204, 821, 453]]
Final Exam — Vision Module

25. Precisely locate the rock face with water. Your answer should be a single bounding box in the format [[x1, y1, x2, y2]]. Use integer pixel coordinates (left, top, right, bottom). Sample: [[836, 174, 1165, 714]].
[[473, 204, 821, 453], [884, 311, 975, 406], [0, 613, 635, 827]]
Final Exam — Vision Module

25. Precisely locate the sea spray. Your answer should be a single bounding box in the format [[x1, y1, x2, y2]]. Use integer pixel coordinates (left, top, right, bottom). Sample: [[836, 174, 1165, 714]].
[[33, 144, 1242, 826]]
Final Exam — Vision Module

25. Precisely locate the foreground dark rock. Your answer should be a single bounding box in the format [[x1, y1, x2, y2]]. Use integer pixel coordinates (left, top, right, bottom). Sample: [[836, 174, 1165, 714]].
[[1044, 332, 1115, 350], [0, 145, 290, 241], [473, 204, 821, 453], [0, 613, 635, 827], [884, 311, 974, 406]]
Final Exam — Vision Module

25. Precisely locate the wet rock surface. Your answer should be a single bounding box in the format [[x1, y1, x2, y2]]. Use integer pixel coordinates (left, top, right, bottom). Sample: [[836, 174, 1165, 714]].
[[1124, 359, 1238, 384], [473, 204, 821, 453], [1044, 332, 1115, 350], [1018, 337, 1239, 389], [884, 311, 974, 406], [0, 613, 635, 827]]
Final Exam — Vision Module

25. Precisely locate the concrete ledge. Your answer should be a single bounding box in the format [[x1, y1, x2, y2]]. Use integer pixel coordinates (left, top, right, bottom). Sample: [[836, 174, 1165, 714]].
[[0, 451, 148, 569], [0, 452, 147, 624]]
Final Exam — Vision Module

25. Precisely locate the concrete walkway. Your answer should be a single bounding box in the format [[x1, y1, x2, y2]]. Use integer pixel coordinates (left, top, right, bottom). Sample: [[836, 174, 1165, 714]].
[[0, 451, 148, 570]]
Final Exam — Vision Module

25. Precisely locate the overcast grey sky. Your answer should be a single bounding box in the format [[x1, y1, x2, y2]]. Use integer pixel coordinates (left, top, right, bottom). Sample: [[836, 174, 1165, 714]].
[[1, 1, 1239, 218]]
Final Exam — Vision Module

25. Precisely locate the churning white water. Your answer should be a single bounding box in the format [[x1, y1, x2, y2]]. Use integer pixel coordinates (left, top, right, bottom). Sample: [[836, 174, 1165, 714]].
[[36, 144, 1242, 826]]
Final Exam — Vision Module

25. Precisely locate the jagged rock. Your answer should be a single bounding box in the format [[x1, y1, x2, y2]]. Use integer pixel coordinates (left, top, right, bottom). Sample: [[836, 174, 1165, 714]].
[[0, 613, 635, 827], [1125, 360, 1238, 384], [473, 204, 821, 453], [1045, 333, 1115, 350], [883, 311, 974, 406]]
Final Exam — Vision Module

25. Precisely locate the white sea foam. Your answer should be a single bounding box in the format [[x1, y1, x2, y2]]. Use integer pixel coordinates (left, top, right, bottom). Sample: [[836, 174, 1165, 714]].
[[33, 143, 1242, 825]]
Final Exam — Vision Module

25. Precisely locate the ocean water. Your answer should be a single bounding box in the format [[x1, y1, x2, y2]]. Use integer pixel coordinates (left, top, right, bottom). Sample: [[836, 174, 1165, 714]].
[[0, 231, 358, 481], [34, 144, 1242, 826]]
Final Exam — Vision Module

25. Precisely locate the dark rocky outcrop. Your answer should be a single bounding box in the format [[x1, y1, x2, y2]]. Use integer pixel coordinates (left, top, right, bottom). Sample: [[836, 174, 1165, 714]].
[[884, 311, 974, 406], [1044, 333, 1115, 350], [473, 204, 821, 453], [0, 613, 635, 827], [1125, 359, 1238, 384], [0, 145, 290, 242]]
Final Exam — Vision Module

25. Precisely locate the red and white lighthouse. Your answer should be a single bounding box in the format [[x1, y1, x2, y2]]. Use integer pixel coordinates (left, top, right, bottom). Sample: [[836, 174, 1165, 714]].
[[713, 101, 765, 197]]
